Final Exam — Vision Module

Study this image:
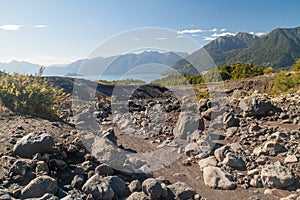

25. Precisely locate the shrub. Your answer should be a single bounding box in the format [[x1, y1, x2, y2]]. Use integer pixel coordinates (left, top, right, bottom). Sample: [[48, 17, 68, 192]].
[[291, 58, 300, 71], [270, 71, 300, 93], [0, 67, 67, 118]]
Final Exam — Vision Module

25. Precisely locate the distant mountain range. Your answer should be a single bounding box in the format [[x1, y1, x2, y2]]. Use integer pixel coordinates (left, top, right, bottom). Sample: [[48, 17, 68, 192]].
[[172, 26, 300, 75], [0, 51, 188, 78], [1, 26, 300, 78]]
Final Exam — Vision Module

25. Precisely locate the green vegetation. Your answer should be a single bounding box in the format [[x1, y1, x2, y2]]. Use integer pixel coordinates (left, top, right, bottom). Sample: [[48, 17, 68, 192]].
[[291, 58, 300, 71], [153, 63, 264, 85], [269, 59, 300, 94], [0, 67, 68, 117], [263, 66, 274, 74]]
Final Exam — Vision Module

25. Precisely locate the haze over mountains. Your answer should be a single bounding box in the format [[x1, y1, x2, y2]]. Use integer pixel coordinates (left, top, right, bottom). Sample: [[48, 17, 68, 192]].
[[0, 51, 188, 78], [1, 26, 300, 78]]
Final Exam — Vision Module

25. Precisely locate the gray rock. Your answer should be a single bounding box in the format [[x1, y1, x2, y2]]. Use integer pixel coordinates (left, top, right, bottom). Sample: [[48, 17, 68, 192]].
[[71, 175, 85, 189], [127, 192, 148, 200], [223, 113, 239, 128], [142, 178, 163, 199], [184, 143, 199, 156], [223, 152, 246, 171], [128, 180, 142, 193], [21, 175, 58, 199], [95, 163, 114, 176], [101, 128, 117, 145], [91, 137, 126, 171], [203, 166, 236, 190], [198, 156, 217, 171], [214, 145, 230, 162], [261, 164, 295, 188], [167, 182, 197, 200], [49, 159, 67, 171], [10, 160, 29, 176], [284, 155, 298, 164], [82, 174, 114, 200], [104, 176, 126, 197], [13, 132, 54, 158], [174, 112, 204, 139], [36, 161, 49, 174], [263, 141, 287, 155], [239, 97, 276, 117]]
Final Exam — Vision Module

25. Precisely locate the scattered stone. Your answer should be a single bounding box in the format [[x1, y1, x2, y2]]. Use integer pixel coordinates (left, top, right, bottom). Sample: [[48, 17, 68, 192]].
[[263, 141, 287, 155], [198, 156, 217, 171], [82, 174, 114, 200], [174, 112, 204, 139], [127, 192, 148, 200], [10, 159, 29, 176], [284, 155, 298, 164], [168, 182, 197, 200], [223, 113, 239, 128], [128, 180, 142, 193], [142, 178, 163, 199], [95, 163, 114, 176], [13, 132, 54, 158], [261, 164, 295, 188], [222, 152, 246, 171], [203, 166, 236, 190], [36, 161, 49, 174], [71, 175, 85, 189], [105, 176, 126, 197], [21, 175, 58, 199], [239, 97, 276, 117]]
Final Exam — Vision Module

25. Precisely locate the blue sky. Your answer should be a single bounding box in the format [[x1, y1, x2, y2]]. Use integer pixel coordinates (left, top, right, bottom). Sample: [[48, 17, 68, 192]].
[[0, 0, 300, 65]]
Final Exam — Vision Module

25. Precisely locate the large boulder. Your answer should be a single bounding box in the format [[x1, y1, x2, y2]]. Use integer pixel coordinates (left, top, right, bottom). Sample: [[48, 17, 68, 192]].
[[167, 182, 197, 200], [13, 132, 54, 158], [174, 112, 204, 139], [20, 175, 58, 199], [261, 164, 295, 188], [239, 97, 276, 117], [82, 174, 114, 200], [203, 166, 236, 190]]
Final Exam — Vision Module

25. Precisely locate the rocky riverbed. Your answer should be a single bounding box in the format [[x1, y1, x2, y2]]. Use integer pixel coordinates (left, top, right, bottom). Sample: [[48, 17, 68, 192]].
[[0, 76, 299, 200]]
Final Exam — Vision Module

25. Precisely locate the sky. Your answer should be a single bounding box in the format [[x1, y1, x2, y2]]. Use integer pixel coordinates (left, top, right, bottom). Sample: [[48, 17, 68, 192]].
[[0, 0, 300, 65]]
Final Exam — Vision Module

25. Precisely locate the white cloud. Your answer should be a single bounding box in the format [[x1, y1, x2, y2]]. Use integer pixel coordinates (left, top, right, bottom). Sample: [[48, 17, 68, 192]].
[[220, 28, 227, 32], [0, 24, 22, 31], [203, 36, 216, 41], [176, 35, 184, 38], [211, 32, 236, 37], [156, 37, 167, 40], [210, 28, 218, 32], [134, 38, 139, 41], [177, 29, 205, 34], [34, 25, 47, 28], [254, 32, 266, 37]]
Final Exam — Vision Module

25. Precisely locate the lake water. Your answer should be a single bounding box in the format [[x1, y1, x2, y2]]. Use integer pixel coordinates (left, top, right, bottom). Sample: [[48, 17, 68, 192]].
[[44, 73, 166, 83]]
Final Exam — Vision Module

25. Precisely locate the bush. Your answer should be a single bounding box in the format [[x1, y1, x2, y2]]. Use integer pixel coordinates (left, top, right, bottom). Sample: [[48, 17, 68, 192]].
[[271, 71, 300, 93], [263, 66, 274, 74], [0, 67, 67, 117], [291, 58, 300, 71]]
